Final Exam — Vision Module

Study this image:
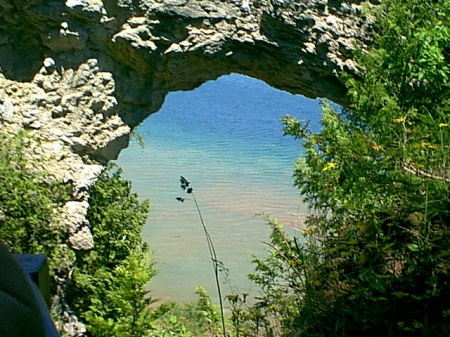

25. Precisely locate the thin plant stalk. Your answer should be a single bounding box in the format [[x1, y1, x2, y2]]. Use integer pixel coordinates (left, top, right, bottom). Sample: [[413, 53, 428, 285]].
[[178, 176, 227, 337]]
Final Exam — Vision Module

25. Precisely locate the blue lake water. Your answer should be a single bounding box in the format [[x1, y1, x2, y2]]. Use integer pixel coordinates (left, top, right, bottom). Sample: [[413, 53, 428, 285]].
[[114, 73, 323, 303]]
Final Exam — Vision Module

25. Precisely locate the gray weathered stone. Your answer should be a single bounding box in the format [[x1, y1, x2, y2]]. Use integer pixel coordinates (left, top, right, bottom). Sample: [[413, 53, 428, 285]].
[[0, 0, 376, 121]]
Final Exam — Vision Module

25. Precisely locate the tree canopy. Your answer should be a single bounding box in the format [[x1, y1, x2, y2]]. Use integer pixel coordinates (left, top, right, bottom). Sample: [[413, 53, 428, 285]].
[[248, 0, 450, 336], [66, 165, 156, 337]]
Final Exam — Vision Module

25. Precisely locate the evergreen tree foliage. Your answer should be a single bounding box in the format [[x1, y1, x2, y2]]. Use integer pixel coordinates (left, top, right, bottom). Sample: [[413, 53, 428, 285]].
[[0, 132, 224, 337], [66, 165, 156, 337], [247, 0, 450, 336], [0, 131, 68, 274]]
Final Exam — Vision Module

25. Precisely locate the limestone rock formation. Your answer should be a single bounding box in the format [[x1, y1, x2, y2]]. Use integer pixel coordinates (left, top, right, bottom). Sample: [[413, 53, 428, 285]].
[[0, 0, 376, 334], [0, 57, 130, 333], [0, 57, 130, 246], [0, 0, 376, 122]]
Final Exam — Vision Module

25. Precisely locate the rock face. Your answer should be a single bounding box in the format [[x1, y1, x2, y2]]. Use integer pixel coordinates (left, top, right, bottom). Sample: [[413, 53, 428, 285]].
[[0, 0, 376, 334], [0, 58, 130, 248], [0, 0, 376, 122]]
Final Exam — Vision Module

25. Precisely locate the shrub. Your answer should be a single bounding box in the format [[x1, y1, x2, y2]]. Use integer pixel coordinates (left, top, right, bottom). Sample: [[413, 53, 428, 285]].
[[66, 165, 156, 337], [244, 0, 450, 336], [0, 130, 68, 279]]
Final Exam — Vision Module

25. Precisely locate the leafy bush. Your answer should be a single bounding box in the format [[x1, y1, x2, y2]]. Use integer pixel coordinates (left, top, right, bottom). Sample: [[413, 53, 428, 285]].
[[0, 130, 68, 276], [241, 0, 450, 336], [148, 286, 222, 337], [66, 165, 156, 337], [0, 132, 228, 336]]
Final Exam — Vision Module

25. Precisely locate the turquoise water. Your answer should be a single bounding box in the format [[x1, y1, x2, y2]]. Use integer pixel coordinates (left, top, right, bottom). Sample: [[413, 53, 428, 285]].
[[115, 73, 322, 303]]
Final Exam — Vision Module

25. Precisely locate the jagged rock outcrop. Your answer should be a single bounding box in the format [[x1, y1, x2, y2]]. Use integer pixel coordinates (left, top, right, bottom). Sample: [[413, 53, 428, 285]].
[[0, 0, 376, 122], [0, 57, 130, 249], [0, 0, 377, 334]]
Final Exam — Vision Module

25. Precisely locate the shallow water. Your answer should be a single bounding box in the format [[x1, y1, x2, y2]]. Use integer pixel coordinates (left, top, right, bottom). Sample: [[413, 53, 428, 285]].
[[115, 73, 322, 303]]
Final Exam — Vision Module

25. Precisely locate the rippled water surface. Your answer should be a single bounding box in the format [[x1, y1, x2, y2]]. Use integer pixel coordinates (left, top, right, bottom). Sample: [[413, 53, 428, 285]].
[[115, 74, 322, 303]]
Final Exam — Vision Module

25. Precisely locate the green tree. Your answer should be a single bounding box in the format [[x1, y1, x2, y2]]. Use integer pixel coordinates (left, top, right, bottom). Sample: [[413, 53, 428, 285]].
[[0, 131, 68, 278], [248, 0, 450, 336], [67, 165, 156, 337]]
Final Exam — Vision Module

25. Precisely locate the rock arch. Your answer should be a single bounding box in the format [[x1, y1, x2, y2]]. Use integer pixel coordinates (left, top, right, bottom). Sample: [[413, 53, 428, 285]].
[[0, 0, 376, 252], [1, 0, 375, 122], [0, 1, 375, 332]]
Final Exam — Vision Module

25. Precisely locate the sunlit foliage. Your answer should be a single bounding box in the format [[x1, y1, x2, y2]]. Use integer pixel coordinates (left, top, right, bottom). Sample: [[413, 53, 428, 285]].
[[242, 0, 450, 336]]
